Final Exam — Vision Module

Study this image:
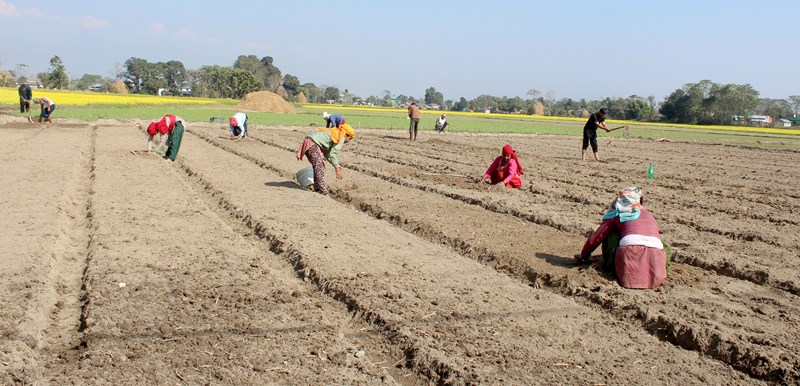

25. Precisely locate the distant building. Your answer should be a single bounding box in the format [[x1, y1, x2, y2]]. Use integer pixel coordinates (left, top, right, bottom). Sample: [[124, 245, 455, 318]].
[[778, 118, 792, 128], [747, 115, 772, 127]]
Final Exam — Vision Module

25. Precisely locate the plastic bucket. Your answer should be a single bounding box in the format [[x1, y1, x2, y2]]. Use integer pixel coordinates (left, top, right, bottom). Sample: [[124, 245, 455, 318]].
[[296, 167, 314, 190]]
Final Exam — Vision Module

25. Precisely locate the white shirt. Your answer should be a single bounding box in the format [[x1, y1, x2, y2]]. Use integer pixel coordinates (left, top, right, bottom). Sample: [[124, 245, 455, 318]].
[[233, 112, 247, 127]]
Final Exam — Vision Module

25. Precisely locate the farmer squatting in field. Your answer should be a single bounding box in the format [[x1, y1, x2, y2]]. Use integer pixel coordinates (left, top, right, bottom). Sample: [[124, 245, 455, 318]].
[[146, 114, 186, 159], [322, 111, 345, 128], [435, 113, 448, 133], [481, 144, 524, 188], [296, 124, 356, 195], [575, 186, 669, 289], [31, 96, 56, 124], [229, 112, 249, 140]]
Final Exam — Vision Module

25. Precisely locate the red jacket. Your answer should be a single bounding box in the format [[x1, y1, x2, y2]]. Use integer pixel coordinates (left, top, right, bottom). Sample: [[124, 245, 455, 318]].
[[580, 208, 661, 259], [147, 114, 178, 136]]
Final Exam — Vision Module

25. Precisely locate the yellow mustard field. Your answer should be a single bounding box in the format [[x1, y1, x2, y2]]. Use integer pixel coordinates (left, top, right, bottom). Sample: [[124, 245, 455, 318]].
[[0, 87, 224, 106]]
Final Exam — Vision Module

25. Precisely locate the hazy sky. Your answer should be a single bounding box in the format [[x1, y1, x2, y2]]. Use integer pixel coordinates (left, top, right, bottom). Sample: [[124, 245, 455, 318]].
[[1, 0, 797, 101]]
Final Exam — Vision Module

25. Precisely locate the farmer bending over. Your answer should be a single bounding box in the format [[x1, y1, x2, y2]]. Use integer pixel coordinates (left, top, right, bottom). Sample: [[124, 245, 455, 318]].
[[229, 112, 249, 139], [146, 114, 185, 157], [296, 124, 356, 195], [32, 97, 56, 124], [575, 186, 669, 289], [322, 111, 345, 128]]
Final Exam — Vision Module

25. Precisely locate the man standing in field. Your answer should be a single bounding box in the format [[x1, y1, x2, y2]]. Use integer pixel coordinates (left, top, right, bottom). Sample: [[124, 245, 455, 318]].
[[408, 102, 421, 141], [582, 108, 610, 161], [18, 82, 32, 122]]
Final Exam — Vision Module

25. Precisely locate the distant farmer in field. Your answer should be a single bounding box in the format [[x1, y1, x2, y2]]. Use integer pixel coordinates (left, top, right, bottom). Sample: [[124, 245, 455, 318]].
[[434, 113, 448, 133], [322, 111, 345, 128], [582, 108, 610, 161], [296, 124, 356, 195], [481, 144, 524, 188], [229, 112, 249, 139], [145, 114, 186, 159], [31, 96, 56, 124], [408, 102, 421, 140], [575, 186, 669, 289], [18, 82, 32, 120]]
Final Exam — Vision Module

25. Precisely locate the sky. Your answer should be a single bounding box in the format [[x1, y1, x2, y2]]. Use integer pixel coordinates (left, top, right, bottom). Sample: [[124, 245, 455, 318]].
[[0, 0, 798, 101]]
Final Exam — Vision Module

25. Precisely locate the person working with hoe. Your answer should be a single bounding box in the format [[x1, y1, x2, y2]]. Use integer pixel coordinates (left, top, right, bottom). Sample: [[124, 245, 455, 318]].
[[575, 186, 670, 289], [229, 112, 249, 140], [582, 108, 610, 161]]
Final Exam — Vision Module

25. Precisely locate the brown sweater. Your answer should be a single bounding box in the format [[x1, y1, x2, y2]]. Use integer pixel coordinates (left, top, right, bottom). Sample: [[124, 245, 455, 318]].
[[408, 104, 420, 119]]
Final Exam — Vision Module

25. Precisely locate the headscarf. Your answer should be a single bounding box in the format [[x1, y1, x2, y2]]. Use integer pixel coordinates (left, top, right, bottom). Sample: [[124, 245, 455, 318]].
[[316, 123, 356, 144], [602, 186, 642, 223], [501, 144, 524, 176], [229, 117, 237, 127]]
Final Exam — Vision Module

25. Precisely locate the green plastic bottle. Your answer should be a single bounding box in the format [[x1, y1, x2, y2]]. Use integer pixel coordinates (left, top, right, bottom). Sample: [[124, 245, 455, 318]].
[[647, 163, 654, 179]]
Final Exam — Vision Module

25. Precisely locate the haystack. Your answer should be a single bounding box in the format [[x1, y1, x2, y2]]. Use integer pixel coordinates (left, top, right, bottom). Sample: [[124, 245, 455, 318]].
[[528, 101, 545, 115], [275, 85, 289, 99], [296, 91, 308, 104], [576, 108, 590, 118], [236, 91, 299, 113], [110, 79, 129, 94]]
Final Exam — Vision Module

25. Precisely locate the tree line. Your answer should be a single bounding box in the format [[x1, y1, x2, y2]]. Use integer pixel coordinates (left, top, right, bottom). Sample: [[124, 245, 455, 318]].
[[4, 55, 798, 126]]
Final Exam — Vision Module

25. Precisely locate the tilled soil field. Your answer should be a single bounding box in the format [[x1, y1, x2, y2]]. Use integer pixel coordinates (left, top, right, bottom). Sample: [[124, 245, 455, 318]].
[[1, 119, 797, 385]]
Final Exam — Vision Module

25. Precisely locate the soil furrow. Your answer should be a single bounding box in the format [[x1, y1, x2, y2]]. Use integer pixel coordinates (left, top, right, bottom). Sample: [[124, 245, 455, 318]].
[[50, 124, 398, 384], [247, 129, 800, 295], [0, 125, 93, 384], [178, 126, 755, 384], [191, 126, 798, 383]]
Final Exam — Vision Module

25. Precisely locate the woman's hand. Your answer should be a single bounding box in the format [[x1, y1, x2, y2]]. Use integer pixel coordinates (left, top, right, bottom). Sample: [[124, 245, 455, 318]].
[[335, 166, 343, 180]]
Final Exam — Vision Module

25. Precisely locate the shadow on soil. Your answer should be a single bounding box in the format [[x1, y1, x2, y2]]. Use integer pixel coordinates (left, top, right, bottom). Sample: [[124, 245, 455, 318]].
[[264, 181, 304, 190]]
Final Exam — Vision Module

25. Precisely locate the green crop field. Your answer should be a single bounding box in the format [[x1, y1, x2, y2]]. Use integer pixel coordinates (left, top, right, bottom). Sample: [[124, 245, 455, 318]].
[[2, 87, 798, 150]]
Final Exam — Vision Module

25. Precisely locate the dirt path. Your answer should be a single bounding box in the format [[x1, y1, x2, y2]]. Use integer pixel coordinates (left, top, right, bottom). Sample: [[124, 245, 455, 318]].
[[2, 120, 797, 384]]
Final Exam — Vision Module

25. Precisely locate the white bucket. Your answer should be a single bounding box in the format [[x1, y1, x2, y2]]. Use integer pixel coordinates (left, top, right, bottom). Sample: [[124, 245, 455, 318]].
[[296, 167, 314, 190]]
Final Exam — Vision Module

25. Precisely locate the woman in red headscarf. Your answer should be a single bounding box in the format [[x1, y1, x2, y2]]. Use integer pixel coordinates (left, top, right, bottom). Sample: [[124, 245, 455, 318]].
[[481, 144, 524, 188]]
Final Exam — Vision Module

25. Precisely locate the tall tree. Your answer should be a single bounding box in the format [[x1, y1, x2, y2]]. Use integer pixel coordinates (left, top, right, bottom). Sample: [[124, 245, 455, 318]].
[[164, 60, 187, 94], [300, 83, 321, 103], [323, 86, 340, 102], [424, 86, 444, 105], [788, 95, 800, 115], [48, 55, 69, 89], [282, 74, 301, 100], [124, 57, 149, 93], [453, 97, 468, 111]]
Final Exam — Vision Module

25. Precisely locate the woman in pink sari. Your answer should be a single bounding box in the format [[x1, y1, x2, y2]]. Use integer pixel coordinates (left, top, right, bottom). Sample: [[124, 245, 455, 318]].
[[481, 144, 523, 188]]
